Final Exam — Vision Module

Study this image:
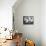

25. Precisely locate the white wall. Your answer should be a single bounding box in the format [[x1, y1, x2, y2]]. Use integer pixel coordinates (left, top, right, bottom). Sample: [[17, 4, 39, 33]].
[[13, 0, 41, 46], [0, 0, 16, 30], [0, 0, 46, 46], [13, 0, 46, 46], [41, 0, 46, 46]]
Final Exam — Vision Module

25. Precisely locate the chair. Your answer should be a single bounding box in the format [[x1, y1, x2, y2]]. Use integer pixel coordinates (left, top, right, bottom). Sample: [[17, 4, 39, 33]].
[[25, 40, 35, 46], [15, 33, 23, 46]]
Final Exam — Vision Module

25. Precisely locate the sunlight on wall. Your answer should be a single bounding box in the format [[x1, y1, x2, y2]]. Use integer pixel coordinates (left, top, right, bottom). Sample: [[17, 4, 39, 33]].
[[0, 0, 16, 30]]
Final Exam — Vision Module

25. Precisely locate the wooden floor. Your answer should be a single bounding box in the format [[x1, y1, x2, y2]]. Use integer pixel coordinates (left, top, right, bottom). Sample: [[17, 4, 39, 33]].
[[0, 39, 16, 46]]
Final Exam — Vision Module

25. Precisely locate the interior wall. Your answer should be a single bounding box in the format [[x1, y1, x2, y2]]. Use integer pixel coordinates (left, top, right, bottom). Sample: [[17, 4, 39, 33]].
[[13, 0, 41, 46], [0, 0, 46, 46], [41, 0, 46, 46], [0, 0, 16, 30]]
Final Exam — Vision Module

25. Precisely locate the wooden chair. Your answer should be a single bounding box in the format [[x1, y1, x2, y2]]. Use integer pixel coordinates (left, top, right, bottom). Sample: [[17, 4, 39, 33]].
[[25, 40, 35, 46], [14, 33, 23, 46]]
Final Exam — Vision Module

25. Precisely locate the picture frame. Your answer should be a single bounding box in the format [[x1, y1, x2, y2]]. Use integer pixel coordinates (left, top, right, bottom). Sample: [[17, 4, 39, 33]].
[[23, 16, 34, 24]]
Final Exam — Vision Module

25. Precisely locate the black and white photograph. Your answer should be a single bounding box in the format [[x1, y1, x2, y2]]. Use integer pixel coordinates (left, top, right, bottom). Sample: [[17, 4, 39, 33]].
[[23, 16, 34, 24]]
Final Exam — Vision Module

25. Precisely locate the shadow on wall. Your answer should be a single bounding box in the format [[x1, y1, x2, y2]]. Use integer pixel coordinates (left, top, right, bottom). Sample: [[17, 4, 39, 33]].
[[12, 0, 41, 46]]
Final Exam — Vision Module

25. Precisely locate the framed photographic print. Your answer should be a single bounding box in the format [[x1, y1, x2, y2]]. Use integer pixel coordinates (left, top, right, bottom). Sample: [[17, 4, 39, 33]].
[[23, 16, 34, 24]]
